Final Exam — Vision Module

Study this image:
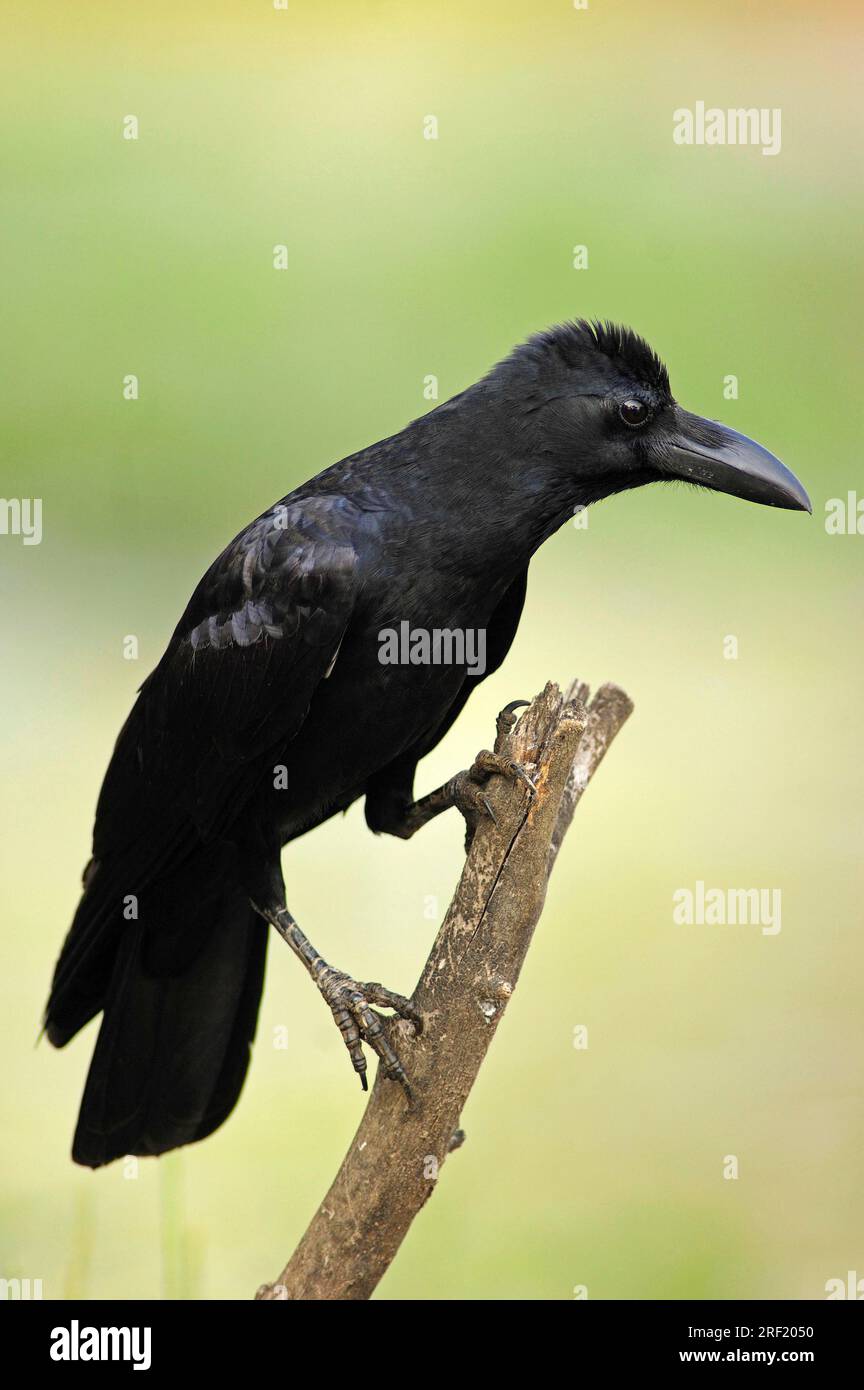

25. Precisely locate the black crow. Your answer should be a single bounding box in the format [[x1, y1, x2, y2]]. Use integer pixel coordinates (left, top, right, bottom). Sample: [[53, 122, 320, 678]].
[[46, 320, 810, 1167]]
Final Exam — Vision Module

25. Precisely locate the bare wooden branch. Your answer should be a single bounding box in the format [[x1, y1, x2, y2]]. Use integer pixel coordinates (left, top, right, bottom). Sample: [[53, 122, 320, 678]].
[[255, 677, 633, 1301]]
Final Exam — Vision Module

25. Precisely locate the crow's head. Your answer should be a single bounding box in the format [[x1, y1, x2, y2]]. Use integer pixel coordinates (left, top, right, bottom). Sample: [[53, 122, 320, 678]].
[[498, 320, 810, 513]]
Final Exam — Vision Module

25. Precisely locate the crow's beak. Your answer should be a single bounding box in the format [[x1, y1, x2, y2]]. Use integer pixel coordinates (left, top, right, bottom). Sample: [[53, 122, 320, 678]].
[[667, 410, 811, 513]]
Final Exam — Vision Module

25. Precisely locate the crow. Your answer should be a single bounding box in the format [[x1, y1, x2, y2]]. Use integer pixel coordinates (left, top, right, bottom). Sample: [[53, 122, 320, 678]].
[[46, 320, 810, 1167]]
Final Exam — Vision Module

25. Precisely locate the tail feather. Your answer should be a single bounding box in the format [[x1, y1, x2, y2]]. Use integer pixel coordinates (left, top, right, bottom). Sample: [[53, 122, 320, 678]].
[[71, 907, 267, 1167], [46, 836, 195, 1046], [46, 848, 268, 1168]]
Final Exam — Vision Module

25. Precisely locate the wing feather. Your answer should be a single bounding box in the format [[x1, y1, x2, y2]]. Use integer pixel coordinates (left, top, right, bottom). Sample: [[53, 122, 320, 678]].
[[94, 495, 361, 855]]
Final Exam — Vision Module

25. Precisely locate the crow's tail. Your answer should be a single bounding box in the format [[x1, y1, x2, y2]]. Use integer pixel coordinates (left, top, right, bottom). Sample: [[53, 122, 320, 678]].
[[46, 848, 268, 1168]]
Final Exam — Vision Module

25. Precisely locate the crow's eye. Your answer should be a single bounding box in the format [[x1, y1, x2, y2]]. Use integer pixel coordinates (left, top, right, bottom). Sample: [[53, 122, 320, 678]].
[[619, 399, 649, 427]]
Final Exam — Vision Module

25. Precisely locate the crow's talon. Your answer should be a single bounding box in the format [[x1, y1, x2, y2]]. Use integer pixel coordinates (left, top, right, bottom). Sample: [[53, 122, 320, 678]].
[[360, 981, 423, 1033], [496, 699, 530, 745], [468, 749, 536, 795], [317, 968, 416, 1095], [510, 762, 537, 793], [450, 767, 496, 826], [448, 744, 536, 852]]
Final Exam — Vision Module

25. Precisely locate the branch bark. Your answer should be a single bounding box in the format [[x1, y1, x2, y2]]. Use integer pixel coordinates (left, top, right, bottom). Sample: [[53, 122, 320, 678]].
[[255, 677, 633, 1301]]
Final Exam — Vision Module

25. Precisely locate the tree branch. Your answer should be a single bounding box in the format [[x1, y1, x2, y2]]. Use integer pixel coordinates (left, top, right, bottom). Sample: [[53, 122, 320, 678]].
[[255, 677, 634, 1301]]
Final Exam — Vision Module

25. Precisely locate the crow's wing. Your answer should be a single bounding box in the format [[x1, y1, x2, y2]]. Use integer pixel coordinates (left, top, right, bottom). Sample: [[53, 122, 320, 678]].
[[94, 493, 361, 855], [48, 496, 361, 1044]]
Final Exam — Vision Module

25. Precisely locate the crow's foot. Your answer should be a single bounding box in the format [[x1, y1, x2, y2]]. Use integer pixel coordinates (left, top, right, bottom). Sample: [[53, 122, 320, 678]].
[[451, 703, 536, 848], [264, 908, 422, 1095], [315, 965, 422, 1096], [364, 700, 535, 846]]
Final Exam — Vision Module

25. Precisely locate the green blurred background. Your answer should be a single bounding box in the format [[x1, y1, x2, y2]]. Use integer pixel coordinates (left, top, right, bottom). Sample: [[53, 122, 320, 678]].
[[1, 0, 861, 1300]]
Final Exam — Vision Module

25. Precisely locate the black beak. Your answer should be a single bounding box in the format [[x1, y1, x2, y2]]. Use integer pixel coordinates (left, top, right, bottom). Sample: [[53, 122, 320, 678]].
[[667, 410, 811, 513]]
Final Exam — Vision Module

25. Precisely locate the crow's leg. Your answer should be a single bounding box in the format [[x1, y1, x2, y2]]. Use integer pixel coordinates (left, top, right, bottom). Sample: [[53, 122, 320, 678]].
[[397, 749, 535, 842], [250, 894, 422, 1095], [376, 701, 536, 849]]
